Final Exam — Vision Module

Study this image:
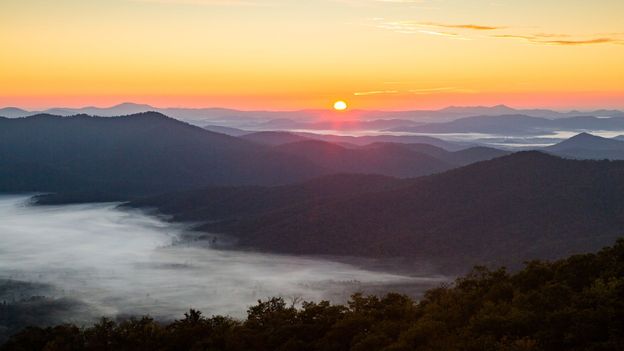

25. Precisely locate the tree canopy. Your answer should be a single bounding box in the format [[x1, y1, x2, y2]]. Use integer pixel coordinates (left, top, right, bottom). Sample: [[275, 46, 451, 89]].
[[2, 239, 623, 351]]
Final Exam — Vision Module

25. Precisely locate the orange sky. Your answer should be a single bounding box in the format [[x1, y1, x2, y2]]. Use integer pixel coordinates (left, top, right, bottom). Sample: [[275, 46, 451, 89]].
[[1, 0, 623, 110]]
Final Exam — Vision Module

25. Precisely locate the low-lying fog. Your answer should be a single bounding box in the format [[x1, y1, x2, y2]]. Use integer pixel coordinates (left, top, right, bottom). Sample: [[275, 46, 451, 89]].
[[0, 195, 445, 325]]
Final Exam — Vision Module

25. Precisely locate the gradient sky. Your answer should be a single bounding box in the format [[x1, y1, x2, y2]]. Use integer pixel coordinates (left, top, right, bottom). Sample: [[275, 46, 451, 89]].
[[1, 0, 623, 110]]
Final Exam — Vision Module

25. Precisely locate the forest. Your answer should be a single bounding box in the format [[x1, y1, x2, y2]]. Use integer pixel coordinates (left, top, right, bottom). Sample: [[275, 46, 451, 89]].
[[2, 239, 622, 351]]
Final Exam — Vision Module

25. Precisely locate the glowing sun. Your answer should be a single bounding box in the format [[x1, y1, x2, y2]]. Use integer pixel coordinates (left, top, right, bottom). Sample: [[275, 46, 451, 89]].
[[333, 100, 348, 111]]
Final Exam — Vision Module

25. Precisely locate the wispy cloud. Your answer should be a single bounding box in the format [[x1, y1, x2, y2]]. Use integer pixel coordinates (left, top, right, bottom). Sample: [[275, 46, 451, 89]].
[[129, 0, 270, 6], [375, 20, 470, 39], [540, 38, 619, 46], [493, 33, 623, 46], [419, 22, 503, 30], [353, 90, 400, 96], [354, 87, 475, 96], [374, 16, 624, 46], [417, 29, 462, 38], [374, 0, 428, 3], [408, 87, 476, 94]]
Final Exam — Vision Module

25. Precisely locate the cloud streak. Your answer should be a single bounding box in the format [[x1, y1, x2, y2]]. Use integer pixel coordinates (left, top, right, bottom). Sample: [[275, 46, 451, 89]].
[[375, 20, 471, 40], [354, 87, 475, 96], [419, 22, 503, 30], [493, 34, 623, 46], [129, 0, 270, 6], [375, 18, 623, 46], [353, 90, 400, 96]]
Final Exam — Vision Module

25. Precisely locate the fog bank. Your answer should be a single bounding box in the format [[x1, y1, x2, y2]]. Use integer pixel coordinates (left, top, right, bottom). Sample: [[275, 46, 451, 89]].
[[0, 195, 445, 324]]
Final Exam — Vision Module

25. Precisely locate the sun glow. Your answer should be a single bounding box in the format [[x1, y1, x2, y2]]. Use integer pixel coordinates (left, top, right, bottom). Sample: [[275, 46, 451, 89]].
[[334, 101, 348, 111]]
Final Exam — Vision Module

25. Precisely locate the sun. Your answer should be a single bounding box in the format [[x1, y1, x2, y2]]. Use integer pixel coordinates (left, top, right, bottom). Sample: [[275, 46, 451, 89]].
[[333, 100, 348, 111]]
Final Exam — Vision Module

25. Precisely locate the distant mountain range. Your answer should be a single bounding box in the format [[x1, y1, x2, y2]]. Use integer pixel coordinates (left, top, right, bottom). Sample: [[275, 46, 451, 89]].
[[388, 114, 624, 135], [272, 140, 454, 178], [545, 132, 624, 160], [2, 112, 505, 203], [129, 152, 624, 271], [3, 103, 623, 129], [238, 130, 466, 151], [4, 111, 624, 271]]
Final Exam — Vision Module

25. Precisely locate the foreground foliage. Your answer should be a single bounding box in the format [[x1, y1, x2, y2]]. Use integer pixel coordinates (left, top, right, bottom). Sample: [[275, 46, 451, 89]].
[[2, 239, 623, 351]]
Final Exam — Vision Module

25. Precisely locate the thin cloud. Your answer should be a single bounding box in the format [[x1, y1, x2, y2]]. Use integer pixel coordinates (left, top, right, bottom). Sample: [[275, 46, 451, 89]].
[[375, 20, 470, 39], [419, 22, 503, 30], [532, 33, 571, 38], [353, 90, 400, 96], [129, 0, 270, 6], [354, 87, 475, 96], [540, 38, 619, 46], [408, 87, 476, 94], [418, 29, 460, 38], [374, 0, 428, 3], [493, 33, 623, 46], [492, 34, 536, 42]]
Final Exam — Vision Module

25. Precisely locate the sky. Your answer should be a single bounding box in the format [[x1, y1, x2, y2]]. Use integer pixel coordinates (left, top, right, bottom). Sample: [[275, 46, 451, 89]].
[[1, 0, 623, 110]]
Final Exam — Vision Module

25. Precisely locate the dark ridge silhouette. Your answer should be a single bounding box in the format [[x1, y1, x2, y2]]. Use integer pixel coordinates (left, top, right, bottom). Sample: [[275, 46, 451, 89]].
[[4, 112, 501, 204], [389, 113, 624, 135], [5, 103, 624, 123], [241, 131, 311, 145], [0, 107, 30, 118], [370, 143, 510, 166], [293, 132, 465, 150], [131, 152, 624, 270], [0, 112, 326, 199], [233, 130, 465, 150], [389, 114, 554, 134], [545, 132, 624, 160], [125, 174, 405, 223], [202, 125, 250, 136], [272, 140, 454, 178]]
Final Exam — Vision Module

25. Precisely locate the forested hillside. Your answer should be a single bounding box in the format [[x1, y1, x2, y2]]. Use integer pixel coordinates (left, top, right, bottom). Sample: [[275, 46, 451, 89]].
[[3, 240, 622, 351], [129, 152, 624, 270]]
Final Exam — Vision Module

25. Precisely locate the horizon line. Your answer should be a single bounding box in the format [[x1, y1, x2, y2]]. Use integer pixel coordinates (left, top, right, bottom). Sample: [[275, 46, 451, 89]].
[[2, 102, 624, 114]]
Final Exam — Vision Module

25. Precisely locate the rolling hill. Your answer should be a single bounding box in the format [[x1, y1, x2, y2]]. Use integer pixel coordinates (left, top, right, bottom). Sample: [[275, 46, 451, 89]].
[[241, 131, 311, 146], [130, 152, 624, 271], [272, 140, 454, 178], [0, 112, 326, 198], [384, 143, 510, 166], [389, 114, 624, 136], [3, 112, 500, 203], [545, 132, 624, 160]]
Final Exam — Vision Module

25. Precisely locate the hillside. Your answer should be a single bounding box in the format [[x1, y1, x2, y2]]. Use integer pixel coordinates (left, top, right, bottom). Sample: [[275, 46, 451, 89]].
[[126, 174, 405, 223], [4, 240, 623, 350], [272, 140, 454, 178], [387, 143, 510, 166], [545, 132, 624, 160], [132, 152, 624, 270], [241, 131, 311, 145], [390, 114, 624, 135], [0, 112, 325, 197]]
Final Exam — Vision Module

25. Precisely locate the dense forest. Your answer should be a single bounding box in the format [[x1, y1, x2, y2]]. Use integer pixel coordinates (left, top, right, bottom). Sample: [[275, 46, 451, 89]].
[[126, 152, 624, 271], [2, 239, 622, 351]]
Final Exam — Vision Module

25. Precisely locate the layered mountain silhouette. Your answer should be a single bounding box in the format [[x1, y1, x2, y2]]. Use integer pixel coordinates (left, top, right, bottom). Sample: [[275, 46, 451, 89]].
[[2, 112, 504, 203], [240, 130, 464, 150], [271, 140, 454, 178], [0, 112, 326, 198], [129, 152, 624, 271], [241, 131, 311, 146], [389, 114, 624, 135], [4, 103, 623, 128], [545, 132, 624, 160]]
